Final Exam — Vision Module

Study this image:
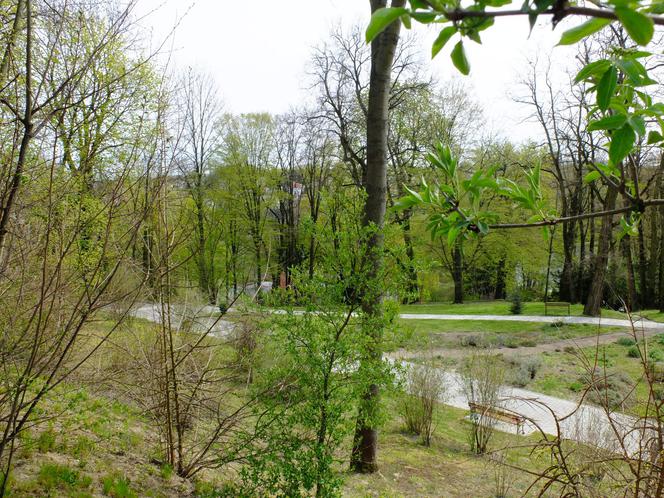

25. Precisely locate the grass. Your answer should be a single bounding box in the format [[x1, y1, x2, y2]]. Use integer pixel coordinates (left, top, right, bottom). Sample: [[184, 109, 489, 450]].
[[400, 300, 631, 319], [343, 398, 536, 497], [388, 318, 624, 352]]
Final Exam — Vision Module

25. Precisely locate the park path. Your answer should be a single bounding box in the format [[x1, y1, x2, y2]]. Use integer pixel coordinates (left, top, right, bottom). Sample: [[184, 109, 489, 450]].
[[131, 303, 236, 337], [131, 303, 647, 453]]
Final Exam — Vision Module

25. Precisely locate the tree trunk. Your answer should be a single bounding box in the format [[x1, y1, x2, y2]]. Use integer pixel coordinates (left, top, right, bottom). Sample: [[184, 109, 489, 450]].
[[401, 212, 419, 303], [559, 225, 576, 303], [584, 186, 617, 316], [495, 257, 507, 300], [622, 236, 638, 311], [350, 0, 404, 474], [452, 243, 463, 304]]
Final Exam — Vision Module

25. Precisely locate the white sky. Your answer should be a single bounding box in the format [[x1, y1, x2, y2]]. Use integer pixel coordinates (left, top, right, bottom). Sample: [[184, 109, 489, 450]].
[[135, 0, 580, 143]]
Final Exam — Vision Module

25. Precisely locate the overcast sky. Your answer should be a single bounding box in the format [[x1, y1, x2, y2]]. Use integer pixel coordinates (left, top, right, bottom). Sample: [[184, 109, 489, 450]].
[[135, 0, 580, 143]]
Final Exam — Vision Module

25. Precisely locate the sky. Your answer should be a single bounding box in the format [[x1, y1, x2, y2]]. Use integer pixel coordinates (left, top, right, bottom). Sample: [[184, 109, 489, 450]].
[[135, 0, 581, 144]]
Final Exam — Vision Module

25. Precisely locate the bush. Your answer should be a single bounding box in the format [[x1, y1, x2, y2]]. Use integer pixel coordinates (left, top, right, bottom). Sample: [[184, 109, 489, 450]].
[[580, 369, 633, 410], [627, 346, 641, 359], [399, 363, 446, 446], [616, 337, 636, 347], [509, 291, 523, 315], [461, 354, 506, 454], [510, 357, 541, 387], [460, 334, 486, 348], [650, 362, 664, 383], [649, 349, 664, 362]]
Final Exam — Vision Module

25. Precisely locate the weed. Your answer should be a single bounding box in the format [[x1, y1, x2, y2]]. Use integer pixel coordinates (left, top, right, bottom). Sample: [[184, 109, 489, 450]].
[[160, 463, 173, 480], [101, 473, 136, 498], [36, 426, 56, 453], [38, 463, 91, 491]]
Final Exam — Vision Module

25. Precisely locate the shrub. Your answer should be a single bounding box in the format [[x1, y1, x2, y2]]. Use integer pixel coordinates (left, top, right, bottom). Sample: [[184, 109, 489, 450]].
[[510, 357, 541, 387], [580, 369, 633, 410], [616, 337, 636, 347], [653, 386, 664, 401], [399, 363, 446, 446], [509, 291, 523, 315], [461, 353, 506, 454], [649, 349, 664, 362], [460, 334, 485, 348], [627, 346, 641, 359], [650, 361, 664, 382]]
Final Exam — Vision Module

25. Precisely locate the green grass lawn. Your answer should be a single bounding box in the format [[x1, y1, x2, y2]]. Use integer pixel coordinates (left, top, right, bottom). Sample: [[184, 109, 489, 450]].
[[400, 300, 631, 319]]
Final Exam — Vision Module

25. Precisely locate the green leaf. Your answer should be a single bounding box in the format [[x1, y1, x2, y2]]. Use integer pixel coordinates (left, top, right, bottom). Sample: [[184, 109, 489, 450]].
[[366, 7, 408, 42], [615, 7, 654, 46], [647, 130, 664, 144], [432, 27, 457, 58], [558, 18, 611, 45], [575, 60, 612, 83], [450, 40, 470, 75], [609, 124, 636, 166], [447, 226, 461, 247], [584, 171, 602, 183], [628, 115, 646, 136], [401, 14, 412, 29], [587, 113, 627, 131], [615, 58, 648, 85], [596, 66, 617, 111], [411, 11, 437, 23]]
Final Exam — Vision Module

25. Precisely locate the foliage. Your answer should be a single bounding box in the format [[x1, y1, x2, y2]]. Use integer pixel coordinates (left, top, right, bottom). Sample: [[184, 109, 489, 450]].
[[245, 302, 394, 497], [509, 291, 523, 315]]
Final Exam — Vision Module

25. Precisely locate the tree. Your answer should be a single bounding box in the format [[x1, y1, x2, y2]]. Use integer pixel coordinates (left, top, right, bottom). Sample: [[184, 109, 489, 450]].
[[223, 113, 276, 287], [175, 69, 224, 304], [350, 0, 406, 474]]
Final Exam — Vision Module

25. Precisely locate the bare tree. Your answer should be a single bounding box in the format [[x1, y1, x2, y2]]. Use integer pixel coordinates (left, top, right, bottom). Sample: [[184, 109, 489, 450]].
[[175, 69, 224, 304]]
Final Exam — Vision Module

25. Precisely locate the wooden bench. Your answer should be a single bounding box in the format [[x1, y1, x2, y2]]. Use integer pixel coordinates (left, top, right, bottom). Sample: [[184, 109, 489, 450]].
[[544, 301, 571, 316], [468, 401, 526, 434]]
